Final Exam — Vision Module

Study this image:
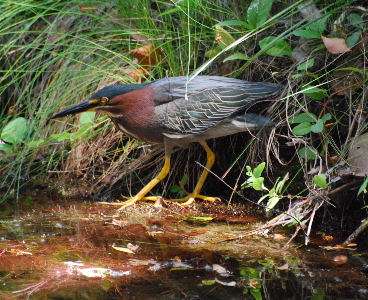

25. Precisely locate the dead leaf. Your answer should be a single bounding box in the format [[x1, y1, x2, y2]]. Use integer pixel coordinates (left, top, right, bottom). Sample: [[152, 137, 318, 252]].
[[7, 106, 15, 114], [78, 5, 98, 10], [9, 249, 32, 255], [214, 278, 237, 287], [212, 264, 230, 276], [347, 132, 368, 176], [275, 263, 289, 270], [129, 259, 156, 266], [112, 245, 135, 254], [181, 230, 207, 236], [127, 243, 139, 251], [322, 36, 350, 54], [127, 67, 150, 82], [215, 26, 236, 49], [129, 44, 163, 67], [153, 196, 167, 208], [273, 233, 288, 240], [77, 267, 110, 278]]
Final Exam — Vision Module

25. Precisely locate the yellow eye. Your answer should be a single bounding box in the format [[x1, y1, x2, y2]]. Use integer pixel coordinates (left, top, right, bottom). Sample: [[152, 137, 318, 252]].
[[100, 97, 108, 104]]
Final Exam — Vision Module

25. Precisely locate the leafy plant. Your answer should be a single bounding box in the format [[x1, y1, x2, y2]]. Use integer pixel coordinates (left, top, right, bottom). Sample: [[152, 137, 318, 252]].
[[289, 112, 332, 161], [0, 117, 28, 153], [290, 112, 331, 136], [313, 174, 329, 189], [242, 163, 289, 212], [169, 174, 189, 198]]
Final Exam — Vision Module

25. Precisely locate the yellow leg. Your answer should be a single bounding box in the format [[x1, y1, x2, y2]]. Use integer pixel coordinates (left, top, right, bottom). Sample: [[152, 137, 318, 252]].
[[100, 155, 171, 210], [100, 140, 219, 210], [118, 156, 171, 210], [171, 140, 219, 205]]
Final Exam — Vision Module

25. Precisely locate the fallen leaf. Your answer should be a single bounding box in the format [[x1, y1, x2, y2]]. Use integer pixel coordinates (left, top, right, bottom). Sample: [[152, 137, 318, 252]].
[[77, 267, 110, 278], [127, 67, 150, 82], [129, 259, 156, 266], [129, 44, 163, 67], [275, 263, 289, 270], [9, 249, 32, 255], [212, 264, 230, 276], [181, 230, 207, 236], [127, 243, 139, 251], [215, 278, 237, 287], [347, 132, 368, 176], [112, 245, 135, 254], [321, 36, 350, 54], [78, 5, 98, 10]]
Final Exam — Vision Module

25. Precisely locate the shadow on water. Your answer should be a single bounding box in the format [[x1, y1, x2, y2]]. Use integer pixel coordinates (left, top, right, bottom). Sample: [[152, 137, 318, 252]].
[[0, 194, 367, 299]]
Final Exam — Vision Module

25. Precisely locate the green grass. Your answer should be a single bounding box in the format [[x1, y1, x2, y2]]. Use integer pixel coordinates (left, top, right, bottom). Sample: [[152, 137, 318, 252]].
[[0, 0, 366, 234]]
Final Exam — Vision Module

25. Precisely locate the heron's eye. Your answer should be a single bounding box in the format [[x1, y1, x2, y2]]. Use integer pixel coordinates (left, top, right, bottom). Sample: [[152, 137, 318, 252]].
[[100, 97, 108, 104]]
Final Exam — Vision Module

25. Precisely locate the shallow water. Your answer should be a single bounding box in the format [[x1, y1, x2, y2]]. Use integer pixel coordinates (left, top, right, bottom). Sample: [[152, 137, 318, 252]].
[[0, 199, 367, 300]]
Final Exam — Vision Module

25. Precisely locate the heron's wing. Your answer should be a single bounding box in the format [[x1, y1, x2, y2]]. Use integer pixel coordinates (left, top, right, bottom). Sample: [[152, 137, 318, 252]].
[[152, 76, 281, 135]]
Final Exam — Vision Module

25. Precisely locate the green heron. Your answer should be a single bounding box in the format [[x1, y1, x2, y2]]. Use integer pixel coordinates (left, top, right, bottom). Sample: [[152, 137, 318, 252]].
[[50, 76, 282, 209]]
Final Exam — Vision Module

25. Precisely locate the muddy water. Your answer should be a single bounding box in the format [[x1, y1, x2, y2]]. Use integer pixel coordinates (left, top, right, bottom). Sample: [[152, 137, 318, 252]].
[[0, 200, 367, 300]]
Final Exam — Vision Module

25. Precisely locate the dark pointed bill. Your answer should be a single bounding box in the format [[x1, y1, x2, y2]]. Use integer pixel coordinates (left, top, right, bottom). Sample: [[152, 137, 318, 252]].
[[48, 99, 99, 120]]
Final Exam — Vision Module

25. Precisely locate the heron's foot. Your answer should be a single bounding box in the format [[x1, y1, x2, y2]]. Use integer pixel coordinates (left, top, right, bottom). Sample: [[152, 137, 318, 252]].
[[171, 194, 220, 206], [99, 195, 163, 210], [176, 181, 220, 205]]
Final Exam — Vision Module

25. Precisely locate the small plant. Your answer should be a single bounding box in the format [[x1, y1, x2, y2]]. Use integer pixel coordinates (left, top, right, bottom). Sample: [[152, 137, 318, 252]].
[[49, 112, 109, 142], [0, 117, 27, 154], [289, 112, 331, 160], [169, 174, 189, 198], [242, 162, 289, 212]]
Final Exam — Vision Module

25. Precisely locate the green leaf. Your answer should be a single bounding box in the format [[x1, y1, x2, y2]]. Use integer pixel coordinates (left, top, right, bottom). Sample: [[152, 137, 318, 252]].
[[169, 185, 181, 193], [347, 13, 364, 28], [290, 113, 317, 123], [311, 288, 326, 300], [252, 177, 264, 190], [0, 143, 13, 153], [158, 7, 182, 17], [292, 122, 312, 135], [298, 147, 317, 160], [205, 47, 221, 58], [180, 174, 189, 186], [266, 196, 280, 211], [301, 85, 328, 100], [27, 139, 45, 147], [1, 117, 27, 144], [320, 113, 332, 122], [336, 67, 364, 75], [215, 20, 249, 27], [250, 287, 262, 300], [215, 26, 236, 50], [259, 36, 292, 57], [297, 57, 315, 71], [186, 216, 213, 222], [253, 162, 266, 178], [245, 165, 252, 176], [275, 173, 289, 193], [71, 124, 93, 140], [202, 279, 216, 285], [307, 23, 326, 33], [346, 32, 361, 49], [79, 111, 96, 124], [310, 119, 324, 133], [313, 175, 328, 189], [293, 30, 321, 39], [223, 52, 250, 62], [51, 132, 71, 141], [358, 177, 368, 195], [247, 0, 273, 29]]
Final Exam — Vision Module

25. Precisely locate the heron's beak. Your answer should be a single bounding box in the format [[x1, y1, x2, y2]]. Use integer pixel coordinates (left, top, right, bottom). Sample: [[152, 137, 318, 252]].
[[49, 99, 100, 120]]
